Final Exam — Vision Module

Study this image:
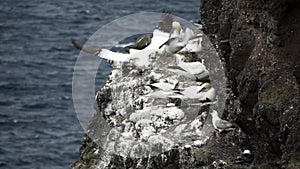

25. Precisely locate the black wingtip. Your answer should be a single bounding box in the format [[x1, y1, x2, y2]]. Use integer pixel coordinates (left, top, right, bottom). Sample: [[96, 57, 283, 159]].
[[71, 39, 101, 55], [146, 84, 159, 90], [71, 39, 83, 50], [159, 43, 165, 49]]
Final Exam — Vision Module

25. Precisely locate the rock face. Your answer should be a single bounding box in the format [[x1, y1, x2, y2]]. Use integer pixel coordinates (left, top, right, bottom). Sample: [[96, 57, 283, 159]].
[[201, 0, 300, 167], [71, 1, 300, 169]]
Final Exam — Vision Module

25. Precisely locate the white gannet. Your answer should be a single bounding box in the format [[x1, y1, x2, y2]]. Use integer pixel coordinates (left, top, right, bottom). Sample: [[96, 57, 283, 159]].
[[71, 13, 173, 65], [71, 36, 161, 67], [177, 61, 206, 75], [234, 150, 254, 164], [167, 65, 198, 80], [172, 85, 203, 99], [71, 39, 134, 62], [196, 82, 216, 101], [169, 83, 216, 102], [210, 110, 235, 133], [167, 61, 209, 80]]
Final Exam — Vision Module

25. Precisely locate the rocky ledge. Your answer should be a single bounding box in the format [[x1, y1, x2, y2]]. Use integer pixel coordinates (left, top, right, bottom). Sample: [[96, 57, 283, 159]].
[[71, 31, 234, 168]]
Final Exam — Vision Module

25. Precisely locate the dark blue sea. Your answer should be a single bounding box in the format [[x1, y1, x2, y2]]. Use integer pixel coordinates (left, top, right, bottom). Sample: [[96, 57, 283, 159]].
[[0, 0, 200, 168]]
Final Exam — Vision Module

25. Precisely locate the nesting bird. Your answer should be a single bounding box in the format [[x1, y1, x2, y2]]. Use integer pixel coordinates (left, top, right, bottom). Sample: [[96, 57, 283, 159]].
[[169, 83, 216, 102], [196, 83, 216, 102], [177, 61, 209, 78], [167, 61, 209, 81], [234, 150, 254, 164], [210, 110, 235, 133]]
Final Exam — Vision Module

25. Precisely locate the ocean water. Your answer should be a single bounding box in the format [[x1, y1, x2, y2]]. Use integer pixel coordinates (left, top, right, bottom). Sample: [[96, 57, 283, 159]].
[[0, 0, 200, 168]]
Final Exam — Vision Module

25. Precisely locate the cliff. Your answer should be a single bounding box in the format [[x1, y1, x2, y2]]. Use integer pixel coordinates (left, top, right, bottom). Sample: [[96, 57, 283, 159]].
[[201, 0, 300, 167], [71, 1, 300, 168]]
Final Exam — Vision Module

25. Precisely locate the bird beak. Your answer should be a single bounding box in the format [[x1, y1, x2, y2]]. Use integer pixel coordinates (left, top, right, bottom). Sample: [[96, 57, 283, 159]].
[[197, 87, 206, 93]]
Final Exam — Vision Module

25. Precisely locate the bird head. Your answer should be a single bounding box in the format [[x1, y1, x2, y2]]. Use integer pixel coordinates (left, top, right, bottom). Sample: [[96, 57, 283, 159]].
[[210, 110, 219, 118], [172, 21, 182, 34], [203, 83, 212, 90], [197, 83, 211, 93], [173, 79, 180, 89]]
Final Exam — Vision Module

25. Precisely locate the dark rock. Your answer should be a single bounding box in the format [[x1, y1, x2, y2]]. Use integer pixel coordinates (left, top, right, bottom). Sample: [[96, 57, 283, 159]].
[[294, 62, 300, 86], [201, 0, 300, 167]]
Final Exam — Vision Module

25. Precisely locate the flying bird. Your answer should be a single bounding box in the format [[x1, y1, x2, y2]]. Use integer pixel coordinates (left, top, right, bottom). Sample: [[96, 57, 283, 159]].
[[71, 13, 175, 64]]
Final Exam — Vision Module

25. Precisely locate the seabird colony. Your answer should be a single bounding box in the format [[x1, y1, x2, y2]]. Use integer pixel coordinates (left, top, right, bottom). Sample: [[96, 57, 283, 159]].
[[72, 13, 235, 159]]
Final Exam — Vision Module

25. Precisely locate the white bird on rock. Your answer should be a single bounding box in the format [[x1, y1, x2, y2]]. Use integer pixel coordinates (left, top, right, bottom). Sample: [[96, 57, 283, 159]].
[[169, 83, 216, 102], [167, 61, 209, 81], [196, 82, 216, 102], [211, 110, 235, 133], [178, 61, 206, 75]]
